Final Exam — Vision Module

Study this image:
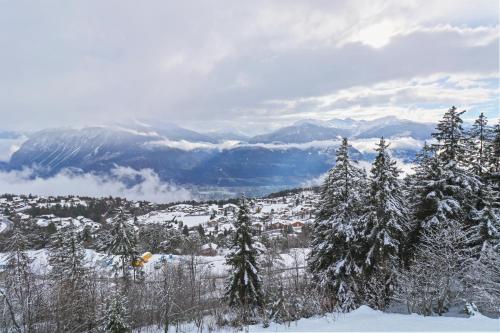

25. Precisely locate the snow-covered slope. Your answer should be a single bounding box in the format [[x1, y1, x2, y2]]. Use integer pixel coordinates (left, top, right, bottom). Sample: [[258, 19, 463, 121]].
[[135, 305, 499, 332], [249, 122, 350, 143], [246, 306, 499, 332]]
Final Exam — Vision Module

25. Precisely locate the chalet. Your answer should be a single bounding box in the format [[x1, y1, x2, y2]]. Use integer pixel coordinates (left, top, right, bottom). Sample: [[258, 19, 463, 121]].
[[207, 219, 219, 227], [252, 221, 263, 232], [269, 221, 286, 230], [200, 243, 218, 256], [291, 221, 305, 233], [223, 203, 238, 214]]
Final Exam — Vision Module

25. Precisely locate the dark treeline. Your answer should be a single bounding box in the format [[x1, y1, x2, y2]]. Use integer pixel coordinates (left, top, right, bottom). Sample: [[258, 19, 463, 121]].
[[265, 186, 320, 199]]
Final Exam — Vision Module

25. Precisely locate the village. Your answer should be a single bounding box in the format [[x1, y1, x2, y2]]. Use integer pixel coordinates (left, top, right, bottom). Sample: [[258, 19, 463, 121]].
[[0, 190, 319, 257]]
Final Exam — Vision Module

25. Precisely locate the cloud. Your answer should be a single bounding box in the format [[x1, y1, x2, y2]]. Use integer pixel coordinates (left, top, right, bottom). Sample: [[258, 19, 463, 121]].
[[0, 1, 497, 132], [0, 167, 194, 203], [144, 136, 425, 152], [0, 135, 28, 161], [350, 137, 424, 154], [145, 139, 241, 151]]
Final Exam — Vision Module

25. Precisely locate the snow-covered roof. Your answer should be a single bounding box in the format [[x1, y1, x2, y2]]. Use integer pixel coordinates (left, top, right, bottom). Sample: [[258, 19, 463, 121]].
[[201, 243, 218, 251]]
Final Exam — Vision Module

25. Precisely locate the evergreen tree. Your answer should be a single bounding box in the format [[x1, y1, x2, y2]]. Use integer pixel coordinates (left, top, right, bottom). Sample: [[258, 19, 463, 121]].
[[488, 121, 500, 175], [485, 121, 500, 210], [394, 220, 471, 316], [48, 222, 92, 331], [308, 138, 367, 311], [414, 108, 486, 254], [405, 143, 449, 261], [467, 112, 491, 176], [404, 107, 498, 314], [464, 243, 500, 315], [362, 138, 408, 309], [108, 210, 138, 279], [225, 198, 263, 323], [104, 293, 130, 333], [467, 185, 500, 255], [48, 222, 86, 281], [1, 228, 37, 332], [466, 115, 499, 256], [182, 224, 189, 236], [401, 143, 433, 264], [432, 106, 467, 164]]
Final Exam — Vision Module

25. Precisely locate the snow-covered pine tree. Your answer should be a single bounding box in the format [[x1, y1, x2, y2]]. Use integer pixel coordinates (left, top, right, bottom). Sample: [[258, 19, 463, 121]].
[[432, 106, 467, 165], [464, 186, 500, 315], [48, 222, 92, 331], [49, 222, 87, 281], [467, 184, 500, 255], [225, 198, 263, 323], [466, 114, 499, 256], [485, 121, 500, 210], [464, 241, 500, 316], [467, 112, 492, 176], [394, 219, 471, 316], [466, 136, 500, 310], [308, 138, 367, 311], [361, 137, 408, 309], [108, 210, 138, 279], [104, 293, 130, 333], [404, 107, 498, 314], [402, 142, 436, 265], [1, 228, 37, 332], [424, 108, 487, 252], [487, 121, 500, 176]]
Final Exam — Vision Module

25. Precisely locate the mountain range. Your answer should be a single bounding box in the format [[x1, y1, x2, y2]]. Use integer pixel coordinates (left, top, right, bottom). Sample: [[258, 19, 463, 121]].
[[0, 116, 435, 193]]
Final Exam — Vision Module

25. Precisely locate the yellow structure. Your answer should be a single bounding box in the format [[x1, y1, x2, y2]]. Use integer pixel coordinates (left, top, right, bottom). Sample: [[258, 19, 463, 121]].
[[132, 252, 153, 267]]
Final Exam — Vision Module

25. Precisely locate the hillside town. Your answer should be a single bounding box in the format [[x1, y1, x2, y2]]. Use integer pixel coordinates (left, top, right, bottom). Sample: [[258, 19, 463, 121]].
[[0, 189, 318, 256]]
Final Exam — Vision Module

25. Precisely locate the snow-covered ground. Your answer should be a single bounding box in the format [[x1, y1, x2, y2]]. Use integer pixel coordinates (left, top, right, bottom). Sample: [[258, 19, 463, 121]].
[[0, 248, 310, 277], [135, 306, 499, 332], [134, 210, 212, 227], [252, 306, 499, 332], [0, 218, 11, 234], [2, 249, 497, 332]]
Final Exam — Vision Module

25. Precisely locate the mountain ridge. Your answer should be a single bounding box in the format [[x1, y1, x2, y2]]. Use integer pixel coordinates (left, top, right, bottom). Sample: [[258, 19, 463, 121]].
[[1, 116, 433, 191]]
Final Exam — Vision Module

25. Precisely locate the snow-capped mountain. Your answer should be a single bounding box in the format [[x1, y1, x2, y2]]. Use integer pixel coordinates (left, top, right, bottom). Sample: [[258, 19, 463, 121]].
[[350, 117, 434, 140], [1, 117, 434, 190], [248, 122, 350, 143], [247, 116, 434, 143]]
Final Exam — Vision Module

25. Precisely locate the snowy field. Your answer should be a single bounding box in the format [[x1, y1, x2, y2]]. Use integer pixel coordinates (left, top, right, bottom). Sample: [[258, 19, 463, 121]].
[[0, 248, 310, 277], [134, 210, 212, 227], [135, 306, 499, 332]]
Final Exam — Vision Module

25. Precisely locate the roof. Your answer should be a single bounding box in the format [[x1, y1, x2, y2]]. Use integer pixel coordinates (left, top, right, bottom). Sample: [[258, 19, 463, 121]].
[[201, 243, 218, 250]]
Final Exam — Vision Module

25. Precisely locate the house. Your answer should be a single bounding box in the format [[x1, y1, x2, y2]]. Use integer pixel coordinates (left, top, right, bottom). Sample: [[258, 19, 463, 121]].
[[200, 243, 218, 256], [291, 221, 305, 228], [269, 221, 286, 230], [252, 221, 263, 232], [223, 204, 238, 214], [291, 221, 305, 233], [207, 219, 219, 227]]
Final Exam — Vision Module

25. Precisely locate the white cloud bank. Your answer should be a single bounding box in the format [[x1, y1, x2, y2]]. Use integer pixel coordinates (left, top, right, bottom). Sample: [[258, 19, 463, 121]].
[[146, 137, 425, 152], [0, 167, 194, 203], [0, 136, 27, 161], [350, 137, 425, 154]]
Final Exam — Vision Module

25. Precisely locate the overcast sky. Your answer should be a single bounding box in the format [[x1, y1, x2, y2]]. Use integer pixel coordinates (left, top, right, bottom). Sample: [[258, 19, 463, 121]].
[[0, 0, 498, 133]]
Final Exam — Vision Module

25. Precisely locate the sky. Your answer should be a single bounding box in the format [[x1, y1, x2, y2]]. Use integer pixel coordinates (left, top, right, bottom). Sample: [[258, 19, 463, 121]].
[[0, 0, 498, 134]]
